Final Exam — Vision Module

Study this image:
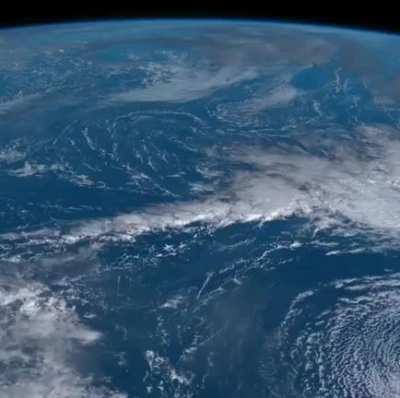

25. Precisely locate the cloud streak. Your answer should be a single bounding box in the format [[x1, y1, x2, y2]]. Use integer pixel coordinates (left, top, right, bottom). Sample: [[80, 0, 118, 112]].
[[2, 125, 399, 254], [109, 54, 259, 103]]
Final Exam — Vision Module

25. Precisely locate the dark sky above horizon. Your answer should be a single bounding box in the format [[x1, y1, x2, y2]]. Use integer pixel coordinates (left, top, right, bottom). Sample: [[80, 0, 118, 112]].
[[0, 3, 398, 35]]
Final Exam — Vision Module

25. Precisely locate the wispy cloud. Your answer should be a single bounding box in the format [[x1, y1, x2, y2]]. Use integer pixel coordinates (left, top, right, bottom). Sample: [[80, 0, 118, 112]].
[[0, 94, 40, 115], [109, 54, 259, 104]]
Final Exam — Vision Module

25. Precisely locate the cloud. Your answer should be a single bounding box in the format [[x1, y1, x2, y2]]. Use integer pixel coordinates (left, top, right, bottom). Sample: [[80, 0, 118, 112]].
[[246, 84, 300, 111], [266, 273, 400, 397], [2, 125, 399, 254], [109, 54, 259, 104], [0, 94, 40, 116], [61, 124, 400, 251], [0, 278, 126, 398]]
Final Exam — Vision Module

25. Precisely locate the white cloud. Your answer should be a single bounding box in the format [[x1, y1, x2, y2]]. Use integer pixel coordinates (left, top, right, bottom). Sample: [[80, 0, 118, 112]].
[[109, 57, 259, 103], [0, 279, 126, 398], [2, 125, 400, 254], [245, 84, 300, 111], [270, 273, 400, 397], [61, 125, 400, 251], [0, 94, 40, 115]]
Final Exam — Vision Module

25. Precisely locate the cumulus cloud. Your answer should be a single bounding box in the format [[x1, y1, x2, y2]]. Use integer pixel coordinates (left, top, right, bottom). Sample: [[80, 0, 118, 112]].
[[0, 279, 125, 398], [265, 273, 400, 397], [229, 125, 400, 242]]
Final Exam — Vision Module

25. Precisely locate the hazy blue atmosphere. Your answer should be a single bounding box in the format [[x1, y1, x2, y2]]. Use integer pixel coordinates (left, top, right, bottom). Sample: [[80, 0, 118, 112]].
[[1, 20, 400, 397]]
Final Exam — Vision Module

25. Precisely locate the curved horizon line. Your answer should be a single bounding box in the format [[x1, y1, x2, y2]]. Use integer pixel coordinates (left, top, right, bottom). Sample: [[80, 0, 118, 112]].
[[0, 16, 399, 38]]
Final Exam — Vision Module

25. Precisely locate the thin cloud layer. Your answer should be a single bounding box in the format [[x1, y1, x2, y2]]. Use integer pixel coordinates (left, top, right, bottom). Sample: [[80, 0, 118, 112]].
[[110, 62, 259, 104], [0, 94, 40, 115]]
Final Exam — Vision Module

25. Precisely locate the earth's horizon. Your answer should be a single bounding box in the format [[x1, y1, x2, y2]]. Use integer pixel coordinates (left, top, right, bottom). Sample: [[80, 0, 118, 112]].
[[1, 19, 400, 398]]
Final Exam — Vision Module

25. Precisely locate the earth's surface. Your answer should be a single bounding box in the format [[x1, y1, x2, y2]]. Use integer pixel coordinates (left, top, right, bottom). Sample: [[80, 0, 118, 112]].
[[1, 19, 400, 398]]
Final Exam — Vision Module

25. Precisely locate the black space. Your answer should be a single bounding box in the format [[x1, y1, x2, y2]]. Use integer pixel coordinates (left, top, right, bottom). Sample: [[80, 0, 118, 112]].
[[0, 3, 399, 35]]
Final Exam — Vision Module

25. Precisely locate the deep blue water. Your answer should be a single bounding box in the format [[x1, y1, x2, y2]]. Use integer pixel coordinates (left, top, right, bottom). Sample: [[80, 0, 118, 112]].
[[1, 20, 400, 398]]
